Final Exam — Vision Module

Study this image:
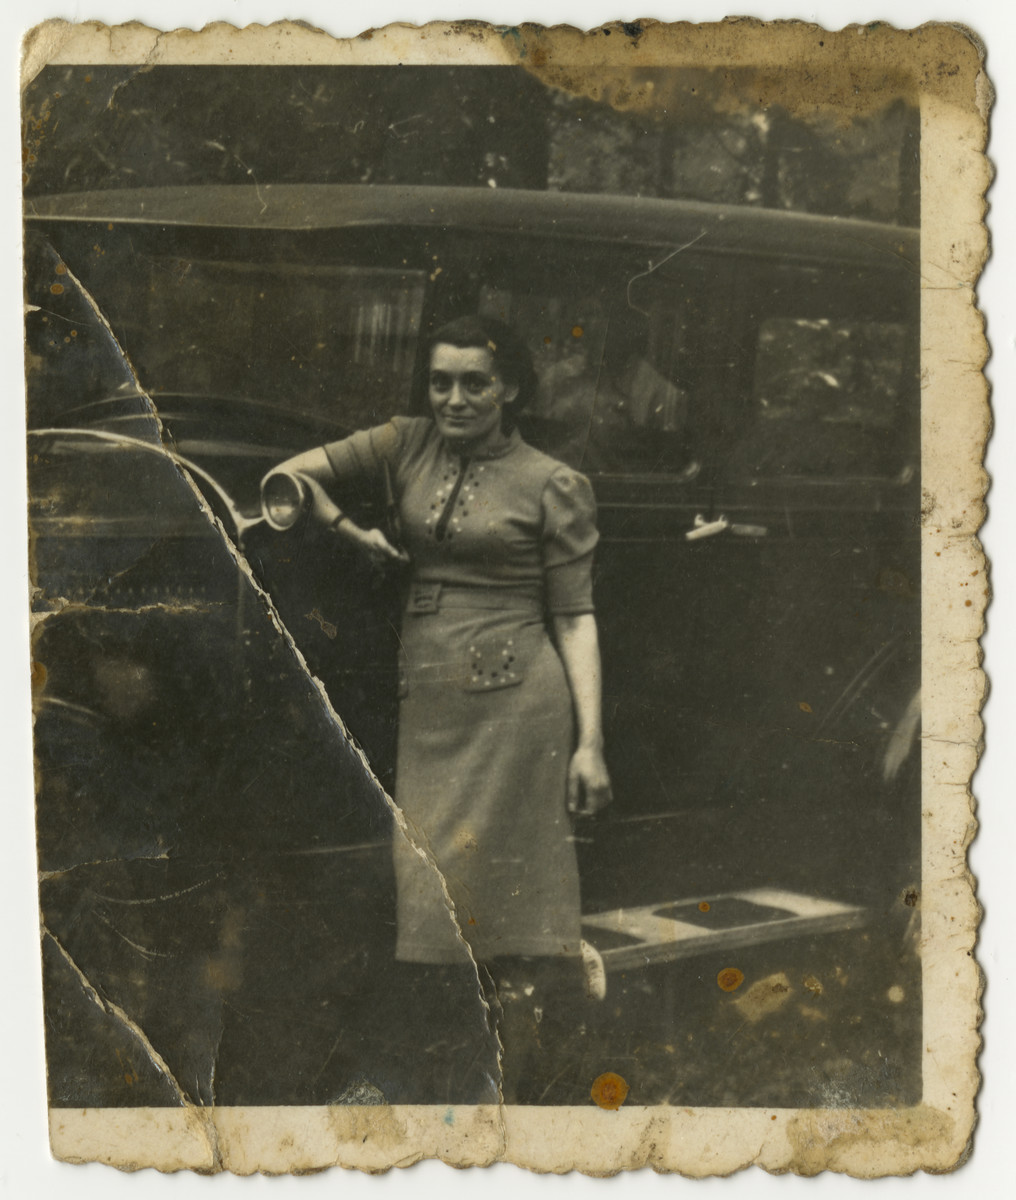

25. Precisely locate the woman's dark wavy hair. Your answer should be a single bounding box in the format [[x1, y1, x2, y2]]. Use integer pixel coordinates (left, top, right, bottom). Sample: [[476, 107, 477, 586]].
[[425, 315, 538, 432]]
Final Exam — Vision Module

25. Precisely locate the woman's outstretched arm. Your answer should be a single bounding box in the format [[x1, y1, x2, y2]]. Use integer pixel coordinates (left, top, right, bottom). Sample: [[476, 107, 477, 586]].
[[552, 612, 613, 816], [271, 447, 406, 563]]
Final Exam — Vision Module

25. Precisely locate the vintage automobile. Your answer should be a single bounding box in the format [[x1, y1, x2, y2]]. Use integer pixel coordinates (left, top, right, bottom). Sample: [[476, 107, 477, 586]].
[[27, 184, 921, 1106]]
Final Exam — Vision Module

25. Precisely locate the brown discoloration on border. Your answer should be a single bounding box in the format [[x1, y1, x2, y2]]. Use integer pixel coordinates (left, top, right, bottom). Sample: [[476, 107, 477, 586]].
[[512, 19, 979, 119], [325, 1099, 408, 1150], [785, 1104, 958, 1178], [20, 17, 986, 114]]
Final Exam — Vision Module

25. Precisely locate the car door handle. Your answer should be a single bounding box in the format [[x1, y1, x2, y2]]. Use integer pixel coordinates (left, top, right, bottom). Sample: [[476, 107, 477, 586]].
[[685, 514, 729, 541]]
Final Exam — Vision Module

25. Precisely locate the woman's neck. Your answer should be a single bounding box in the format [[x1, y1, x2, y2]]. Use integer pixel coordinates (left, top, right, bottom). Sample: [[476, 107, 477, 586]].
[[442, 425, 516, 460]]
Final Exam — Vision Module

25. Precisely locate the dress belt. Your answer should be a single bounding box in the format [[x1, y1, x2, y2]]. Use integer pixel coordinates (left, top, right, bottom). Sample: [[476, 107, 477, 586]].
[[405, 580, 543, 615]]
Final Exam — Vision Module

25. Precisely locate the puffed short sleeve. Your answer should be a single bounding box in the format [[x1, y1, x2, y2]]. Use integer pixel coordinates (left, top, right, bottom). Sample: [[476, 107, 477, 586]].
[[541, 466, 599, 614], [320, 418, 406, 487]]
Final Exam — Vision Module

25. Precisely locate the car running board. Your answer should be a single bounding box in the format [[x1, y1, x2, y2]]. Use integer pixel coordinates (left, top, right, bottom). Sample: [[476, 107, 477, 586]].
[[581, 887, 869, 972]]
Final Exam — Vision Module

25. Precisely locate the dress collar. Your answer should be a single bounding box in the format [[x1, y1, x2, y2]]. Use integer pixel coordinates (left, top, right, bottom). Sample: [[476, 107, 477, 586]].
[[439, 426, 522, 462]]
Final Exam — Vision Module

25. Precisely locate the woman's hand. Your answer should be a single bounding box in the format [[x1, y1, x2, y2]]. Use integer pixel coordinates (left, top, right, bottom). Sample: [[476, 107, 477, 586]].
[[340, 524, 409, 566], [566, 744, 613, 816]]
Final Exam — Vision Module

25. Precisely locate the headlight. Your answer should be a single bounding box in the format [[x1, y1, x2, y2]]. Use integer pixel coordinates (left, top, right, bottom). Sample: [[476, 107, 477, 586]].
[[261, 470, 309, 531]]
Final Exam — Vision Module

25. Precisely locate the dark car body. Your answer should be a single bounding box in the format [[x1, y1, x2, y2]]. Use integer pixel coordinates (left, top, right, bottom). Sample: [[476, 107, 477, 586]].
[[27, 184, 921, 1106]]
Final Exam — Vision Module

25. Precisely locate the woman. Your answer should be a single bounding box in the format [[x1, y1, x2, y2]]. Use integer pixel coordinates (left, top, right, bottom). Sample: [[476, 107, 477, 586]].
[[264, 315, 611, 1099]]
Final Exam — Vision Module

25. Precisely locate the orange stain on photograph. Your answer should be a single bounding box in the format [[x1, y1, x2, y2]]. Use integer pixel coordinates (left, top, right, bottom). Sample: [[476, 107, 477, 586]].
[[590, 1071, 629, 1110], [717, 967, 745, 992], [114, 1050, 140, 1087]]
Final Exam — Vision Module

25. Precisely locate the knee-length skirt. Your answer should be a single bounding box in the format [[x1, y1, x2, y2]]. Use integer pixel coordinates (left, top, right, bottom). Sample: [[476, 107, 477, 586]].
[[392, 592, 582, 965]]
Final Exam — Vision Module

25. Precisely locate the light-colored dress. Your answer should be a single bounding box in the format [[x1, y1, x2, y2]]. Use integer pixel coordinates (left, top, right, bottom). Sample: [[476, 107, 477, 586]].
[[320, 416, 598, 964]]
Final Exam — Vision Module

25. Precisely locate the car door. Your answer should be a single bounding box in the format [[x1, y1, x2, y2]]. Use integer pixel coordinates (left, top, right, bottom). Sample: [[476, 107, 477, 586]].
[[700, 250, 922, 906]]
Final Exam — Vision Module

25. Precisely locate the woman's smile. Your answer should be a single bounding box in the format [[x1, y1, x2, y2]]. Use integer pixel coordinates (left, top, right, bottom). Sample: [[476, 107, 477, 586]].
[[429, 343, 519, 453]]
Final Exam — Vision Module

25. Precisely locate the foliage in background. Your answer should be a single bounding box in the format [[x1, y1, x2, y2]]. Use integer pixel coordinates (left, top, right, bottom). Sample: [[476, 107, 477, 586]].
[[24, 66, 918, 224]]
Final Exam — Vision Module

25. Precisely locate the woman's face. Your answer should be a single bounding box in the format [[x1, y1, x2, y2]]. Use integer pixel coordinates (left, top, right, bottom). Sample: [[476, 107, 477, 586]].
[[428, 343, 518, 453]]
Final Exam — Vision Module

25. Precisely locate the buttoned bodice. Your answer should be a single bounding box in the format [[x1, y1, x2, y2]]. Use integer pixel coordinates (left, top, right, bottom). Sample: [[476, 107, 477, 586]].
[[321, 416, 597, 614]]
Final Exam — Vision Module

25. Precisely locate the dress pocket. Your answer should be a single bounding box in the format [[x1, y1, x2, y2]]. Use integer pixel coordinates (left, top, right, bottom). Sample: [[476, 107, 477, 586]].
[[462, 634, 525, 693]]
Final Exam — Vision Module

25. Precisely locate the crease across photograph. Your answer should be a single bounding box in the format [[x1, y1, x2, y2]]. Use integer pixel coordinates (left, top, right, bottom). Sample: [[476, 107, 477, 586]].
[[22, 17, 988, 1177]]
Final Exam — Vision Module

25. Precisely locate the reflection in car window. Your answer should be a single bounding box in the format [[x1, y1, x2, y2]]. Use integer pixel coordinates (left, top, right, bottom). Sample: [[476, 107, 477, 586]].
[[479, 284, 693, 475], [133, 262, 426, 428], [732, 317, 912, 480]]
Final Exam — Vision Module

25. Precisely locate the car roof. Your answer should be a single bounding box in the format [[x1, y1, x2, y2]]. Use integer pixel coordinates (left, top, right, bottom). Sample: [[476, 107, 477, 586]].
[[25, 184, 918, 272]]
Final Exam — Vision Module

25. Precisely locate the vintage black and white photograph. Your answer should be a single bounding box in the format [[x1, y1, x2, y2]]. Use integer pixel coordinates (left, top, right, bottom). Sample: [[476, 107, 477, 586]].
[[19, 15, 986, 1177]]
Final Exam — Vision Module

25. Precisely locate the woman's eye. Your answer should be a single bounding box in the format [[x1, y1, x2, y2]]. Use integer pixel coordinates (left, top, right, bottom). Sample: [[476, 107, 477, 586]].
[[430, 374, 451, 391], [465, 374, 490, 392]]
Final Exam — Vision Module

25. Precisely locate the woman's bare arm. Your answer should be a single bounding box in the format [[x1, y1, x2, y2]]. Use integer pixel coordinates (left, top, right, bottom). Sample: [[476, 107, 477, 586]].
[[552, 612, 613, 815]]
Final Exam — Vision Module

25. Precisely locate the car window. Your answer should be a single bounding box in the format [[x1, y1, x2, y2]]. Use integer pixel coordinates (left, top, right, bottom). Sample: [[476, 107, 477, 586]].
[[478, 276, 697, 476], [729, 316, 914, 481], [127, 260, 426, 429]]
